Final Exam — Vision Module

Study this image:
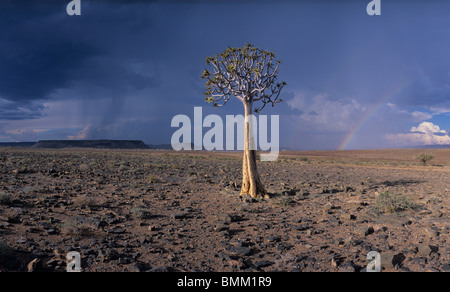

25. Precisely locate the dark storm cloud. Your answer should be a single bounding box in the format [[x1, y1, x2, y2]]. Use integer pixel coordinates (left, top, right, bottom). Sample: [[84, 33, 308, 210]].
[[2, 0, 450, 148], [0, 1, 99, 102], [0, 99, 45, 121], [0, 0, 162, 121]]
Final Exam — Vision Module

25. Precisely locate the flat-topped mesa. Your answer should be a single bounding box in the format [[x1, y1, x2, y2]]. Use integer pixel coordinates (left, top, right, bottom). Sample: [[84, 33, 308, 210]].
[[32, 140, 149, 150]]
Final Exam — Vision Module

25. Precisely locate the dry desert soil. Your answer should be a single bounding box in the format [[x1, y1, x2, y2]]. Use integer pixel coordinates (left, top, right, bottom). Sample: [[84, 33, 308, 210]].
[[0, 148, 449, 272]]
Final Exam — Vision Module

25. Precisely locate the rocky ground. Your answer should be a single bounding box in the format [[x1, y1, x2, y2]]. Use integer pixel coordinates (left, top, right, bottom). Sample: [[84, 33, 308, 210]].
[[0, 149, 449, 272]]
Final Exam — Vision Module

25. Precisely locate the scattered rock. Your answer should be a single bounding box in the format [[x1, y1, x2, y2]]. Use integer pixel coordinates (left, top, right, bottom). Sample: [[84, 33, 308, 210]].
[[291, 224, 310, 231], [219, 214, 243, 223], [323, 202, 335, 211], [253, 260, 274, 269], [381, 252, 395, 269], [1, 149, 449, 272], [340, 214, 356, 221], [107, 226, 126, 234], [214, 224, 229, 232], [424, 227, 439, 238], [357, 226, 374, 237], [418, 210, 432, 216], [226, 246, 252, 257], [172, 213, 189, 220], [27, 258, 42, 272], [338, 262, 356, 272], [148, 266, 170, 272], [417, 244, 432, 257]]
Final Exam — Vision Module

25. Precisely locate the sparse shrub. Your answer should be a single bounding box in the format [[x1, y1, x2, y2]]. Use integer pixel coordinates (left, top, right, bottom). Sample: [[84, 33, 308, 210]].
[[298, 156, 309, 162], [130, 207, 152, 219], [73, 195, 98, 209], [78, 163, 90, 172], [147, 175, 160, 183], [119, 164, 128, 172], [416, 153, 434, 166], [375, 192, 418, 214], [61, 219, 95, 238], [277, 197, 295, 207], [0, 193, 12, 205]]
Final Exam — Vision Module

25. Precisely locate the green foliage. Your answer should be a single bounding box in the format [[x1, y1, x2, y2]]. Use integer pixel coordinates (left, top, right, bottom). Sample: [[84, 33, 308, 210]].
[[375, 192, 418, 214], [277, 197, 295, 207], [130, 207, 152, 219], [201, 43, 286, 111], [147, 175, 160, 183], [119, 164, 128, 172], [78, 163, 90, 172], [298, 156, 310, 162], [415, 153, 434, 166]]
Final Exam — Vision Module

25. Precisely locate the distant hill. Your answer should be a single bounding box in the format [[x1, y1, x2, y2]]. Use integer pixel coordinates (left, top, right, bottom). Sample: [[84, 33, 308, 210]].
[[0, 142, 36, 148], [146, 144, 174, 150], [32, 140, 149, 149], [406, 145, 450, 149]]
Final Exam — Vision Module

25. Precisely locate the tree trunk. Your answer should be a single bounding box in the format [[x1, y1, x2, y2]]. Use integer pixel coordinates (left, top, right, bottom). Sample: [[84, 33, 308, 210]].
[[240, 101, 267, 198]]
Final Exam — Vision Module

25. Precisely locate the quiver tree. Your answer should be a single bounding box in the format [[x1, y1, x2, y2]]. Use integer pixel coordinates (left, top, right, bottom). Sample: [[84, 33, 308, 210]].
[[201, 43, 286, 198]]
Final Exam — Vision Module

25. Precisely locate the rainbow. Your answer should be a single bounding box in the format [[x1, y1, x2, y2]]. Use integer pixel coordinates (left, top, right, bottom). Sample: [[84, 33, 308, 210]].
[[337, 81, 412, 150]]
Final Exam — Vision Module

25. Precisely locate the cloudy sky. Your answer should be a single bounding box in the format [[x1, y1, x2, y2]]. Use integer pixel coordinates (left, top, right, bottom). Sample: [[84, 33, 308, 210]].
[[1, 0, 450, 150]]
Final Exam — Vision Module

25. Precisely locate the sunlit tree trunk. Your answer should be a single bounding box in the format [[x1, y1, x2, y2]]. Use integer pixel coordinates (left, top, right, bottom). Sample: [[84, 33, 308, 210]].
[[202, 44, 286, 200], [240, 101, 267, 198]]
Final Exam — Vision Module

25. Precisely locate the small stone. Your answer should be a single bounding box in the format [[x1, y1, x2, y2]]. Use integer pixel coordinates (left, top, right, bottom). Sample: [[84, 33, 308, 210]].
[[27, 258, 42, 272], [265, 236, 281, 243], [46, 228, 58, 235], [16, 238, 27, 244], [104, 249, 120, 261], [425, 227, 438, 238], [357, 226, 374, 237], [148, 225, 159, 232], [118, 258, 130, 264], [148, 266, 169, 272], [219, 214, 242, 223], [130, 263, 144, 272], [338, 262, 355, 272], [219, 214, 233, 223], [331, 257, 338, 268], [345, 186, 356, 193], [108, 226, 125, 234], [253, 260, 274, 269], [228, 260, 245, 269], [417, 244, 432, 257], [381, 252, 395, 269], [340, 214, 356, 221], [172, 213, 189, 220], [418, 210, 432, 216], [227, 246, 252, 257], [441, 264, 450, 272], [323, 202, 335, 211], [291, 224, 310, 231], [214, 224, 229, 232]]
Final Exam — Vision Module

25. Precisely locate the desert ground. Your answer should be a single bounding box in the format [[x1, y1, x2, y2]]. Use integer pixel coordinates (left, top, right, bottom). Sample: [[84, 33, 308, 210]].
[[0, 148, 449, 272]]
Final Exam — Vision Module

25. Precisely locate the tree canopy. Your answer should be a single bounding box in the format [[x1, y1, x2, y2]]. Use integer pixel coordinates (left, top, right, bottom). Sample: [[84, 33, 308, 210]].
[[201, 43, 286, 113]]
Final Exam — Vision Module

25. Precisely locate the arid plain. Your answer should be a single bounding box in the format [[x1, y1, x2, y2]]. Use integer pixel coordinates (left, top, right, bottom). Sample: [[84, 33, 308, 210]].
[[0, 148, 449, 272]]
